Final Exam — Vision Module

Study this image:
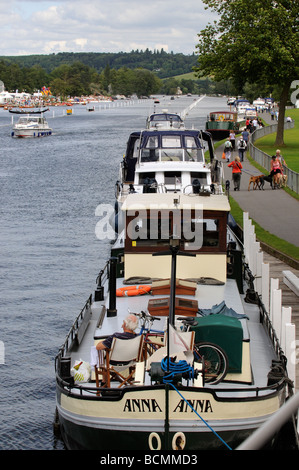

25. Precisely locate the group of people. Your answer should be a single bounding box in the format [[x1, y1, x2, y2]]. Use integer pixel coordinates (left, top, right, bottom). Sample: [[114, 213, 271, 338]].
[[223, 129, 248, 163], [245, 117, 264, 133], [226, 147, 286, 192], [222, 123, 287, 192]]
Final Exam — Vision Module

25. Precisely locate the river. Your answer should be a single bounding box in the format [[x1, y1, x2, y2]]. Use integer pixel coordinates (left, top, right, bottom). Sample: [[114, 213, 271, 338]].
[[0, 95, 235, 450]]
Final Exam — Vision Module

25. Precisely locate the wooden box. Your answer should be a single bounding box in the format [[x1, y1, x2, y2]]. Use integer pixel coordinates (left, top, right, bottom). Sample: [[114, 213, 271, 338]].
[[151, 278, 197, 296], [148, 297, 198, 317]]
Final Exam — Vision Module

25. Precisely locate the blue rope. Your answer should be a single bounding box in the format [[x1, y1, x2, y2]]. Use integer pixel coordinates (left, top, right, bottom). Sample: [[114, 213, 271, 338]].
[[160, 358, 232, 451]]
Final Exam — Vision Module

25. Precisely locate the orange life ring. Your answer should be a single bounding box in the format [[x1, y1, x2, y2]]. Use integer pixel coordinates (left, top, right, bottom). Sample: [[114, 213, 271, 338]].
[[116, 285, 151, 297]]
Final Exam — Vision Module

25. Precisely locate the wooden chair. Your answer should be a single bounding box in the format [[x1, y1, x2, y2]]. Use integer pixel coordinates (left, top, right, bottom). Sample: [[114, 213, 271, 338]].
[[95, 335, 144, 389]]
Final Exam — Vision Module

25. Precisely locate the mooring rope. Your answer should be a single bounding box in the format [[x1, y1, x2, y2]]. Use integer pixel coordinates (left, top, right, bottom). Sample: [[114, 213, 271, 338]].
[[160, 358, 232, 451]]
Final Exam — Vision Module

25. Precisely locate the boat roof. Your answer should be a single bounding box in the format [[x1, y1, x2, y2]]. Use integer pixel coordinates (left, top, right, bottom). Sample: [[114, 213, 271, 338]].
[[148, 113, 183, 122], [210, 111, 238, 115], [141, 129, 200, 138], [235, 99, 250, 104], [121, 192, 231, 212]]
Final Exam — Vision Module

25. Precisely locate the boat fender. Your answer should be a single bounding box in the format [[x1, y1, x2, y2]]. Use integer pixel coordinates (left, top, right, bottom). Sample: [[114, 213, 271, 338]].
[[116, 285, 151, 297], [172, 432, 186, 450], [148, 432, 161, 450]]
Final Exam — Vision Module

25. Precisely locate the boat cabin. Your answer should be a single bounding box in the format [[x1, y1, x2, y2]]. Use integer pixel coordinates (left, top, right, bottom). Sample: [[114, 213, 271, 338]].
[[146, 112, 184, 129], [121, 192, 230, 283], [15, 116, 47, 126], [208, 111, 238, 123], [120, 129, 216, 195]]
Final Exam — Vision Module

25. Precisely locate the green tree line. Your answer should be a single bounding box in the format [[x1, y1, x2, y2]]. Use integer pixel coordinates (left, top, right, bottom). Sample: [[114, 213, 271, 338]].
[[0, 60, 163, 97], [0, 56, 249, 99], [0, 50, 197, 79]]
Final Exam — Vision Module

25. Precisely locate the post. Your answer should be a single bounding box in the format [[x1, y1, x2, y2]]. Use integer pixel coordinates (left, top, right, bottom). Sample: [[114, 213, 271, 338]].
[[281, 306, 292, 351], [272, 289, 282, 338], [270, 278, 279, 321], [261, 262, 270, 312], [107, 257, 117, 317]]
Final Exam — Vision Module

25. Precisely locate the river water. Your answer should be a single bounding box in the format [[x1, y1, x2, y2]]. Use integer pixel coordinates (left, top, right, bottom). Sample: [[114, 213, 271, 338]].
[[0, 95, 232, 450]]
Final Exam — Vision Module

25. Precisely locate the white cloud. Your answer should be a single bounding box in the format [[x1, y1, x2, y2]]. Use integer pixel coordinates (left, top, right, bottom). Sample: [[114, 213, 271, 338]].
[[0, 0, 217, 56]]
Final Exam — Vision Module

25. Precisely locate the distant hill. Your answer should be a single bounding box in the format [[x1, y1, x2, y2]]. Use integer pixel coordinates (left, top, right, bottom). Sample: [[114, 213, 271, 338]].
[[0, 50, 198, 79]]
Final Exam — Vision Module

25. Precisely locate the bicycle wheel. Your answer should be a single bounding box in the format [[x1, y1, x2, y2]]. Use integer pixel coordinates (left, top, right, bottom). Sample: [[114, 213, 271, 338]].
[[194, 342, 228, 384]]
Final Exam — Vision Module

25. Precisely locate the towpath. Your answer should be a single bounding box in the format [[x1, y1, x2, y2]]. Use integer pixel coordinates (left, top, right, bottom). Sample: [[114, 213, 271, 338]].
[[217, 112, 299, 248]]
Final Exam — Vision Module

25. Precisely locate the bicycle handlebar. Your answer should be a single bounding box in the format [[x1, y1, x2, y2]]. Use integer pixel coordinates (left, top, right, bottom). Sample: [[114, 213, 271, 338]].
[[128, 309, 161, 322]]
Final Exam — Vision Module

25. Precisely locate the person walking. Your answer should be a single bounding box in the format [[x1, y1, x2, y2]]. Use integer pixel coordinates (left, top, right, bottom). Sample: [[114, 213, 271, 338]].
[[241, 129, 249, 148], [229, 130, 236, 150], [237, 135, 247, 161], [224, 138, 232, 162], [228, 156, 243, 191]]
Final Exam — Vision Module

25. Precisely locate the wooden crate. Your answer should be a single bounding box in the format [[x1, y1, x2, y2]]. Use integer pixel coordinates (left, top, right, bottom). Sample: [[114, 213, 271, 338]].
[[151, 278, 197, 296], [148, 297, 198, 317]]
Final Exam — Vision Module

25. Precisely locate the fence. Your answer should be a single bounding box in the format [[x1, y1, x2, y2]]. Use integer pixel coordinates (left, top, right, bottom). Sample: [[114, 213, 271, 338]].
[[248, 120, 299, 193], [243, 212, 297, 388]]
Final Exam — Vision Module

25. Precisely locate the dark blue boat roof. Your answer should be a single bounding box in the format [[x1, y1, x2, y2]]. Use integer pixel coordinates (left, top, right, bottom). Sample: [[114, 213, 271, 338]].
[[148, 113, 183, 122]]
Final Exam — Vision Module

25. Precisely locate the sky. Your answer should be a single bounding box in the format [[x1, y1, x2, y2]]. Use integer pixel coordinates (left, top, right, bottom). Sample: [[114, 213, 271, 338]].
[[0, 0, 217, 56]]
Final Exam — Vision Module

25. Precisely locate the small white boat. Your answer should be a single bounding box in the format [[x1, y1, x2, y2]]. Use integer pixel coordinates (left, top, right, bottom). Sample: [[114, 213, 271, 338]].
[[11, 109, 52, 138]]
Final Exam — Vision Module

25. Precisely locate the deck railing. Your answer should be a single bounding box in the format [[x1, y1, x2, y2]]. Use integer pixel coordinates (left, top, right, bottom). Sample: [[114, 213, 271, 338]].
[[243, 212, 297, 388]]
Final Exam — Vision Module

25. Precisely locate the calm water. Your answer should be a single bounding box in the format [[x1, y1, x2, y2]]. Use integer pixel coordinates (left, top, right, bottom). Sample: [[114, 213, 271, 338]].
[[0, 95, 228, 450]]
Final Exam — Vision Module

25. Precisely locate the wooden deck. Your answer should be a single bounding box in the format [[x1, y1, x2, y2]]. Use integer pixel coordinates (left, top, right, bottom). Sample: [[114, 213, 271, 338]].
[[263, 251, 299, 392]]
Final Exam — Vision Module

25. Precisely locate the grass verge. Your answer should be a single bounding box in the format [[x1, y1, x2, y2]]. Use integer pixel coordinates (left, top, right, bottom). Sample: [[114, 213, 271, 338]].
[[229, 196, 299, 263]]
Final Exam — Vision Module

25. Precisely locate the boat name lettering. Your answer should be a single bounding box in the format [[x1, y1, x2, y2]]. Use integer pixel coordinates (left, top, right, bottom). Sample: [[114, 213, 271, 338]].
[[123, 398, 213, 413], [173, 399, 213, 413], [123, 398, 162, 413]]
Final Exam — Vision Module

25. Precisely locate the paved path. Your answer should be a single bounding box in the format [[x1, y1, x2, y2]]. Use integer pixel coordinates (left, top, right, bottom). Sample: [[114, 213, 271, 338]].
[[217, 113, 299, 248]]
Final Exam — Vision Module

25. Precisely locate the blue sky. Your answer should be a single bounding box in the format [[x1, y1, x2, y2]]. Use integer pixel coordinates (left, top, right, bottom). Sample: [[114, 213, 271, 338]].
[[0, 0, 216, 56]]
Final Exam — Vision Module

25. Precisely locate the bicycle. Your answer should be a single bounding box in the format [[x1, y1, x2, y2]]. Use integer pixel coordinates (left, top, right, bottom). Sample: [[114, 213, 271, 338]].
[[177, 317, 228, 385], [130, 310, 229, 384]]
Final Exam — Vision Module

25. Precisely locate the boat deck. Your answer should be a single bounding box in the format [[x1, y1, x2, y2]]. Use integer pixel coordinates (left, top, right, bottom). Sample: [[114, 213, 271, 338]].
[[69, 277, 276, 391]]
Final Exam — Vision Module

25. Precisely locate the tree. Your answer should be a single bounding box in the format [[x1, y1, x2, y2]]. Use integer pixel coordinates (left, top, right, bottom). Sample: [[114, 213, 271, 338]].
[[195, 0, 299, 146]]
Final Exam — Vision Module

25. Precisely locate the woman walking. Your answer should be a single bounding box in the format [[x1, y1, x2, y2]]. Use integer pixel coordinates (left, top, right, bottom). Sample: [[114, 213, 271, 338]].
[[228, 156, 243, 191]]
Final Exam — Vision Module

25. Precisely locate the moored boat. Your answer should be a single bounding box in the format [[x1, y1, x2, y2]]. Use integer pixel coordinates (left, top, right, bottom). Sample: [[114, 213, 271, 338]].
[[54, 115, 294, 450], [205, 110, 242, 141], [115, 112, 221, 212]]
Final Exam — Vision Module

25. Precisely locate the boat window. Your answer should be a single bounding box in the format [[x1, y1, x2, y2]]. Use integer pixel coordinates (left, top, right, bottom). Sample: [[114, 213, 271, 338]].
[[126, 213, 172, 248], [162, 136, 181, 148], [184, 136, 203, 162], [161, 136, 183, 161], [191, 172, 207, 185], [164, 172, 181, 184], [133, 139, 140, 159], [125, 211, 226, 253], [139, 172, 156, 184], [183, 218, 219, 249], [140, 136, 159, 162]]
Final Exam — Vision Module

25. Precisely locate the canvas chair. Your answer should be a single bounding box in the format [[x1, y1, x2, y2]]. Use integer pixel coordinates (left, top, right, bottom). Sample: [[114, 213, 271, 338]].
[[95, 335, 144, 389], [146, 330, 195, 369]]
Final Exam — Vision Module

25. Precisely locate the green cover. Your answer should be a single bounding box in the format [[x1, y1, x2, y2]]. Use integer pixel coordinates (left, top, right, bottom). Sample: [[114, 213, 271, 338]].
[[191, 314, 243, 373]]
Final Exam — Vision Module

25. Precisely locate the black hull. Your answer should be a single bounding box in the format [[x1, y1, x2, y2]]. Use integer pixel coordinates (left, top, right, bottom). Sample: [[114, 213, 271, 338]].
[[205, 129, 241, 141], [57, 411, 254, 451]]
